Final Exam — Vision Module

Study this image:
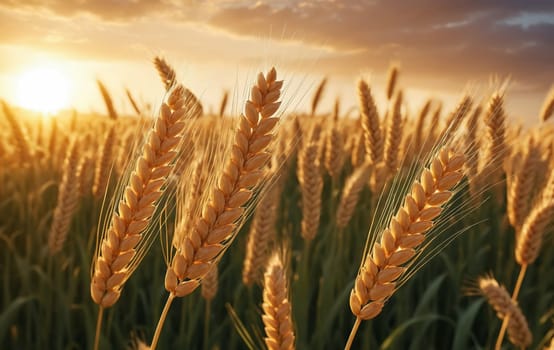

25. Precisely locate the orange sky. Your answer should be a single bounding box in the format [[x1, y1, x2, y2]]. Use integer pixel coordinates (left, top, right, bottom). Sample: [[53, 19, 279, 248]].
[[1, 1, 553, 121]]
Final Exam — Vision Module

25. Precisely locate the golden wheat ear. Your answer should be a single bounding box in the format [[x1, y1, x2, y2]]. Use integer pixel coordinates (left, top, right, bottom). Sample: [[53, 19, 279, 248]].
[[478, 276, 532, 349], [164, 67, 283, 298], [90, 84, 189, 308], [345, 146, 467, 350], [48, 137, 81, 255], [154, 56, 203, 118], [149, 68, 283, 350], [262, 252, 296, 350], [242, 172, 280, 286], [540, 85, 554, 122]]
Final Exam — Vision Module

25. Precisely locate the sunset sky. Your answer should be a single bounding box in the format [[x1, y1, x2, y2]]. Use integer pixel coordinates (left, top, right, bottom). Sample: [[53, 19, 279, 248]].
[[1, 0, 553, 120]]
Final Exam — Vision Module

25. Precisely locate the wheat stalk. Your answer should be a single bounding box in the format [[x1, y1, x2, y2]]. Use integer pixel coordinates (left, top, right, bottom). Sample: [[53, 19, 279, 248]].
[[345, 148, 465, 349]]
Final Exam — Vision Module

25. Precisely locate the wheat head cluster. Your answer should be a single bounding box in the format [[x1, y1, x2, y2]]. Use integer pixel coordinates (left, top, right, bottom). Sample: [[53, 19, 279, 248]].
[[1, 60, 554, 350]]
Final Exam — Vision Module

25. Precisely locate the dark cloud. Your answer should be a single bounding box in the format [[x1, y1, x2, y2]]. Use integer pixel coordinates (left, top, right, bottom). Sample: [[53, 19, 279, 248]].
[[207, 0, 554, 91]]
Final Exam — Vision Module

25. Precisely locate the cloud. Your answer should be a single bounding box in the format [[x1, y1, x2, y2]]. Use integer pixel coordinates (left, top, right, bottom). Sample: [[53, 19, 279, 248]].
[[206, 0, 554, 91], [1, 0, 552, 108]]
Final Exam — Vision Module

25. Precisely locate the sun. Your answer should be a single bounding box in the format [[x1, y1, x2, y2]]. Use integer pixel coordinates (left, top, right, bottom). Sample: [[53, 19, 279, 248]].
[[16, 66, 71, 114]]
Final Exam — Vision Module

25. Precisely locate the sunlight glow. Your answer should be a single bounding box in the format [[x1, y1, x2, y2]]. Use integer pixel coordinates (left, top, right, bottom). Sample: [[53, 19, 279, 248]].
[[16, 66, 71, 114]]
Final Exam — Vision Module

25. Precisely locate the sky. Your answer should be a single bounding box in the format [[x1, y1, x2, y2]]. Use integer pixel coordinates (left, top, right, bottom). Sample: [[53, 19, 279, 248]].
[[0, 0, 553, 120]]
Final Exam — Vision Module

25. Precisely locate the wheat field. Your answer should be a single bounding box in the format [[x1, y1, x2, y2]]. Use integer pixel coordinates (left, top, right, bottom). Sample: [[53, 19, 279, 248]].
[[1, 60, 554, 350]]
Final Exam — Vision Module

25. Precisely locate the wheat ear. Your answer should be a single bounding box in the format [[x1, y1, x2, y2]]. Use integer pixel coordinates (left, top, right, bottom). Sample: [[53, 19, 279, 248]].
[[515, 192, 554, 267], [219, 90, 229, 118], [262, 253, 295, 350], [152, 68, 282, 350], [324, 111, 345, 179], [77, 154, 94, 198], [2, 101, 33, 162], [345, 148, 465, 349], [540, 85, 554, 122], [164, 67, 282, 297], [414, 99, 432, 152], [311, 77, 327, 117], [201, 264, 218, 301], [92, 125, 116, 198], [483, 92, 507, 178], [357, 79, 383, 164], [383, 90, 403, 173], [297, 139, 323, 241], [507, 138, 539, 230], [90, 85, 187, 307], [385, 65, 399, 101], [96, 80, 118, 120], [154, 56, 204, 118], [336, 162, 372, 229], [242, 180, 279, 286], [48, 138, 81, 255], [479, 276, 532, 349], [440, 95, 472, 142], [126, 88, 142, 116]]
